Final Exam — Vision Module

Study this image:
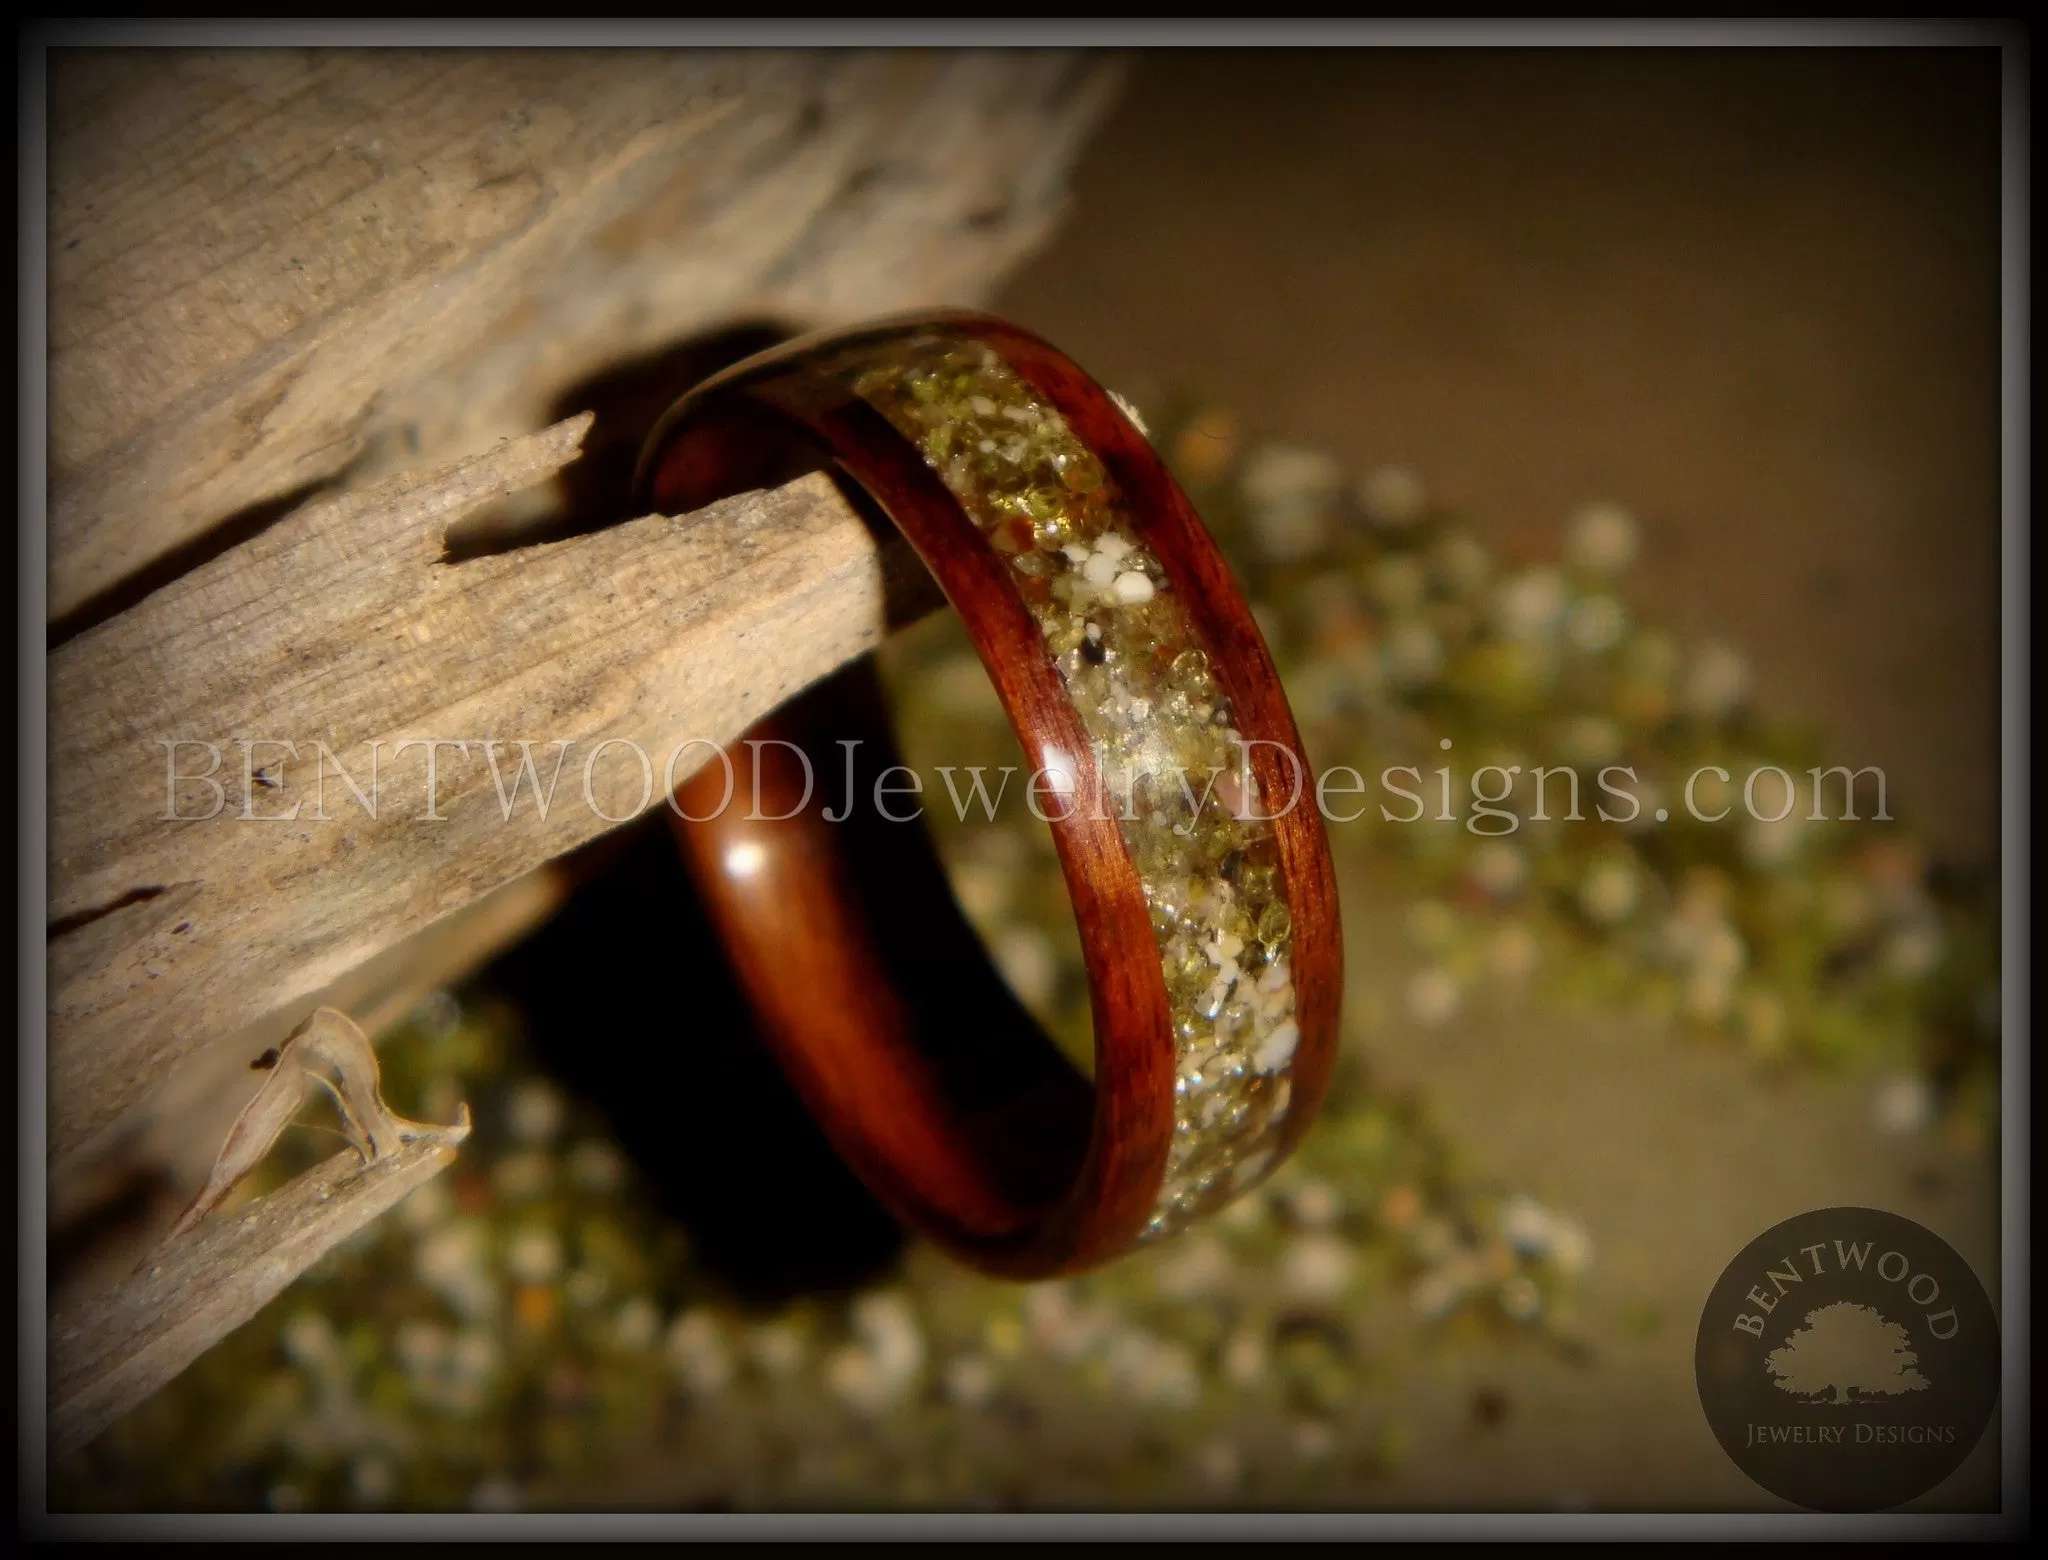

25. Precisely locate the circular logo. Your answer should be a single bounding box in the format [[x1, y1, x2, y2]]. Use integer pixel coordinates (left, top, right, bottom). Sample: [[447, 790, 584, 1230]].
[[1695, 1206, 1998, 1511]]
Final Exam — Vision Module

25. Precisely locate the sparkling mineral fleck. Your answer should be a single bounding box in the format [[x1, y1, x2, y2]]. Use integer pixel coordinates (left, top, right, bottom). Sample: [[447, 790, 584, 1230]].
[[1242, 442, 1343, 512], [1885, 920, 1946, 979], [1409, 1266, 1467, 1321], [506, 1081, 565, 1146], [1557, 714, 1622, 768], [749, 1321, 807, 1380], [504, 1227, 562, 1286], [1368, 552, 1433, 614], [1221, 1325, 1268, 1388], [1547, 1217, 1594, 1276], [1356, 465, 1428, 529], [1380, 1184, 1422, 1231], [665, 1310, 735, 1397], [1684, 969, 1735, 1024], [1405, 968, 1460, 1027], [1106, 1329, 1200, 1409], [1743, 991, 1790, 1059], [1466, 841, 1527, 900], [1493, 567, 1568, 643], [1487, 924, 1540, 982], [280, 1311, 338, 1370], [1156, 1233, 1232, 1299], [492, 1151, 553, 1202], [415, 1221, 497, 1321], [565, 1267, 609, 1309], [943, 1352, 999, 1409], [1578, 859, 1639, 926], [396, 1174, 454, 1233], [1111, 570, 1156, 604], [612, 1295, 661, 1352], [1281, 1233, 1355, 1303], [1874, 1074, 1935, 1136], [1382, 618, 1445, 686], [1566, 593, 1628, 653], [824, 1344, 891, 1416], [1290, 1179, 1343, 1230], [1742, 810, 1807, 870], [1255, 1019, 1301, 1074], [1434, 530, 1494, 597], [396, 1317, 448, 1376], [1682, 641, 1751, 721], [1563, 501, 1639, 575]]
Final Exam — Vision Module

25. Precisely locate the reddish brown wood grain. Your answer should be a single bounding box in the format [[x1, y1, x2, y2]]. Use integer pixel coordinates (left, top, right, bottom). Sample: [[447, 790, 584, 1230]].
[[982, 319, 1345, 1177], [639, 311, 1341, 1277]]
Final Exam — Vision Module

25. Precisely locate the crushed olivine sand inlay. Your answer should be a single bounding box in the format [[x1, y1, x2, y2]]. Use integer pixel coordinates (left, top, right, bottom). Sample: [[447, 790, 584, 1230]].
[[838, 337, 1304, 1240]]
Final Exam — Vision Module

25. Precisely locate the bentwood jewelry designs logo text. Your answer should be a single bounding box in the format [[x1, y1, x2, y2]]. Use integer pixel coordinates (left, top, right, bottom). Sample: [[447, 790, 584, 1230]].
[[153, 736, 1895, 835], [1694, 1206, 1997, 1512]]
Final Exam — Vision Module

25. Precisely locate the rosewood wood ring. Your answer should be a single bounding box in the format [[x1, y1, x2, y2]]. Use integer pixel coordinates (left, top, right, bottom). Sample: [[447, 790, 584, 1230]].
[[636, 311, 1341, 1278]]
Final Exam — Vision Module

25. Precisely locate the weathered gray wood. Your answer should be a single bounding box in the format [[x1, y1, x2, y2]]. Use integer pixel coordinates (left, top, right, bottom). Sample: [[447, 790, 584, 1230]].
[[49, 415, 931, 1175], [49, 867, 569, 1320], [49, 1122, 470, 1463], [48, 48, 1121, 620], [40, 44, 1125, 1449]]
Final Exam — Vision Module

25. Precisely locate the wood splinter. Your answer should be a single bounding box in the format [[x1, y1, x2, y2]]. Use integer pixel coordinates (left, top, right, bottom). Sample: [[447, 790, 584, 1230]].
[[52, 1009, 471, 1460], [149, 1006, 470, 1261]]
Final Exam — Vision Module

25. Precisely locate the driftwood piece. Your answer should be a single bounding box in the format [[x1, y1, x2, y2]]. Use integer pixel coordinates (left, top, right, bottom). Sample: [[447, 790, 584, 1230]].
[[40, 44, 1124, 1454], [50, 1120, 471, 1464], [49, 415, 936, 1176], [48, 48, 1120, 623], [156, 1007, 466, 1252], [48, 868, 567, 1320]]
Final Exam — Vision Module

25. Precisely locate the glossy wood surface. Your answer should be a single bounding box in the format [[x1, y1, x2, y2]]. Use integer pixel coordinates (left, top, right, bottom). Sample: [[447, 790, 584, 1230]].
[[639, 311, 1342, 1277]]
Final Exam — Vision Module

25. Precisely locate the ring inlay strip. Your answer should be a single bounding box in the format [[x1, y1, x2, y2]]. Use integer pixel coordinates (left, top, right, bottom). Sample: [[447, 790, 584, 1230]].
[[837, 337, 1303, 1239]]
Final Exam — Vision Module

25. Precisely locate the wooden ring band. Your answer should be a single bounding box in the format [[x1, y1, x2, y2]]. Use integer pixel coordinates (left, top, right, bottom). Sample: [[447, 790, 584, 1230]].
[[635, 311, 1342, 1278]]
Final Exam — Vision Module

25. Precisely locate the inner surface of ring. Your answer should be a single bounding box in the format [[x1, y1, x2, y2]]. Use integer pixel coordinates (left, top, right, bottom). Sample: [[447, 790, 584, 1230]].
[[825, 335, 1307, 1240], [669, 664, 1097, 1246]]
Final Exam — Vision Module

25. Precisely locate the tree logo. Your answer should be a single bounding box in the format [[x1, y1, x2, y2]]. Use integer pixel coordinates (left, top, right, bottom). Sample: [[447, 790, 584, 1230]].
[[1766, 1300, 1932, 1404], [1695, 1207, 1997, 1512]]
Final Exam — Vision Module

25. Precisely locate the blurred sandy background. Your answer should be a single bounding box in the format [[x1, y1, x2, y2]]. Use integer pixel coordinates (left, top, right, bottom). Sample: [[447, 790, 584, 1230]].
[[995, 47, 2005, 1510]]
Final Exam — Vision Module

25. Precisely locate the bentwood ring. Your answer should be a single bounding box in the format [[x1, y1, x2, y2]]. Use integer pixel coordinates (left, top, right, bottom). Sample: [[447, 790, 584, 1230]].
[[635, 311, 1342, 1279]]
